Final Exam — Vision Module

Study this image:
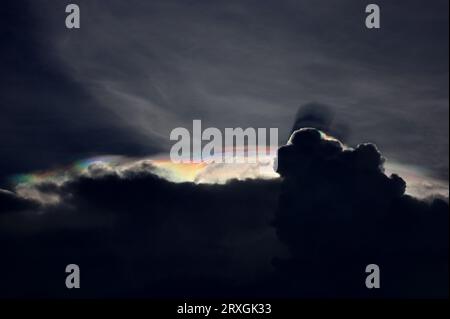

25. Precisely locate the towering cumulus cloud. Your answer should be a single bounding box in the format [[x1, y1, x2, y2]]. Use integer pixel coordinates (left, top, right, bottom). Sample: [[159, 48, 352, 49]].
[[274, 128, 448, 297], [0, 129, 447, 298]]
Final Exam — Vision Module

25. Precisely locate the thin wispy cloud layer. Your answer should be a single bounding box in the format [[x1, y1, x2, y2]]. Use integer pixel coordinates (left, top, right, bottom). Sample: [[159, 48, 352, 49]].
[[1, 0, 448, 185], [0, 2, 162, 185]]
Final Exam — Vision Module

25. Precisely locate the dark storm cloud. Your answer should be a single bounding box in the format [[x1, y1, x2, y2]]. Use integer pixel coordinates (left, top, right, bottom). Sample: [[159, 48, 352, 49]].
[[0, 128, 448, 298], [0, 168, 282, 298], [274, 128, 448, 297]]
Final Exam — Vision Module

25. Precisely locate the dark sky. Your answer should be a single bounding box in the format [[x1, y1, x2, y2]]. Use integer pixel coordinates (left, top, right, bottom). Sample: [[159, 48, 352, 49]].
[[0, 0, 448, 298], [0, 0, 448, 182]]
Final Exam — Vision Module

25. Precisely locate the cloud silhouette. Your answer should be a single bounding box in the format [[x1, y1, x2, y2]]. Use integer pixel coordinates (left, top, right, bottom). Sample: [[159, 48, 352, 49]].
[[274, 128, 448, 297], [0, 168, 282, 298], [0, 129, 447, 298]]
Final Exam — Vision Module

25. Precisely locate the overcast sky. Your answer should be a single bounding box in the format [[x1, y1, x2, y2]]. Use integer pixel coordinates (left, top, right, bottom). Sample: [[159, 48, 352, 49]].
[[1, 0, 448, 183]]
